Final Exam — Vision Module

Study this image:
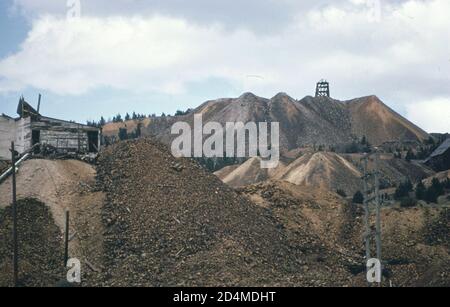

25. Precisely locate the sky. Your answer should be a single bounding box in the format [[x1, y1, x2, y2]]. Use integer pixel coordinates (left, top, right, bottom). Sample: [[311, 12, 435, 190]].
[[0, 0, 449, 132]]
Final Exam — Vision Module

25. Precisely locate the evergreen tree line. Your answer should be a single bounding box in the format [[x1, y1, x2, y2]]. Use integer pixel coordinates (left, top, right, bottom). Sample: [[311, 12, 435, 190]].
[[390, 136, 447, 161], [87, 108, 194, 127], [195, 156, 247, 172], [351, 177, 450, 206]]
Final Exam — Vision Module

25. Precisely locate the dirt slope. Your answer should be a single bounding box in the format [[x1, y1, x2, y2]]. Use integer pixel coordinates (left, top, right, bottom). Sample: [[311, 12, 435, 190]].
[[238, 181, 450, 287], [0, 159, 105, 285], [102, 118, 152, 137], [214, 157, 287, 188], [0, 199, 65, 287], [344, 153, 434, 187], [423, 170, 450, 186], [276, 152, 363, 195], [142, 93, 430, 151], [346, 96, 429, 145], [215, 151, 434, 196], [95, 138, 358, 287], [215, 151, 363, 195]]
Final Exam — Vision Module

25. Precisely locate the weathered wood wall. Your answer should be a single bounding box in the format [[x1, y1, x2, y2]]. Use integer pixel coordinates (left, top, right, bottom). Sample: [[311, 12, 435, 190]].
[[0, 116, 15, 159], [0, 116, 31, 160], [1, 114, 100, 159], [31, 116, 99, 153], [16, 117, 32, 155], [39, 130, 89, 152]]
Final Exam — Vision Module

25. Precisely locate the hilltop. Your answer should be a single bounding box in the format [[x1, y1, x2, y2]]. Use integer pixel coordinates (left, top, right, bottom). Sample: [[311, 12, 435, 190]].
[[101, 93, 431, 153]]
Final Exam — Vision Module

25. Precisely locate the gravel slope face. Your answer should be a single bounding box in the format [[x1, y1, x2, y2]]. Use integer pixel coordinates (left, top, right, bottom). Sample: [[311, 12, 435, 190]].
[[96, 138, 355, 287], [0, 199, 64, 287]]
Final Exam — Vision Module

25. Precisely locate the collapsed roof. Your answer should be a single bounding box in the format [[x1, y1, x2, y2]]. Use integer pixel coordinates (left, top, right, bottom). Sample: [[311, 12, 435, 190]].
[[17, 96, 40, 118]]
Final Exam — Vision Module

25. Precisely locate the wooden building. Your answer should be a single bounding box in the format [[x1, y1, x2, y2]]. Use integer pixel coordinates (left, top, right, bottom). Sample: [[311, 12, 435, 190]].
[[0, 97, 100, 160]]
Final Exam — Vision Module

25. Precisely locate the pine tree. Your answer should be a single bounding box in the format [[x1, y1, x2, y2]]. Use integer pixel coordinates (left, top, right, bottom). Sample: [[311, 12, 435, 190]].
[[99, 116, 106, 126], [415, 181, 426, 201], [352, 191, 364, 204], [445, 178, 450, 189], [425, 178, 444, 203], [118, 128, 128, 141], [394, 180, 413, 200], [405, 149, 416, 162]]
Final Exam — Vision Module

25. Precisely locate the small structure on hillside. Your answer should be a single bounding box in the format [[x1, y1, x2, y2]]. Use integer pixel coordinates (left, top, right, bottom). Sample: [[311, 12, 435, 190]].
[[0, 96, 100, 160], [425, 138, 450, 172], [315, 79, 330, 97]]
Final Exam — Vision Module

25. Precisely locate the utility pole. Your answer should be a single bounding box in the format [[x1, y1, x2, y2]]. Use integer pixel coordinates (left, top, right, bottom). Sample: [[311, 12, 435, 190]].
[[361, 150, 383, 287], [374, 152, 382, 269], [362, 156, 371, 262], [64, 210, 70, 266], [10, 142, 19, 287]]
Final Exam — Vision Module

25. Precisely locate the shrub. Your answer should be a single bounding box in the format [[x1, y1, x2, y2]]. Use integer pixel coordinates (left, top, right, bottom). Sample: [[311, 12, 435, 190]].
[[400, 197, 417, 208], [352, 191, 364, 204], [415, 181, 426, 201], [424, 178, 445, 204], [394, 180, 413, 200], [118, 128, 128, 141], [405, 150, 416, 162], [444, 178, 450, 190]]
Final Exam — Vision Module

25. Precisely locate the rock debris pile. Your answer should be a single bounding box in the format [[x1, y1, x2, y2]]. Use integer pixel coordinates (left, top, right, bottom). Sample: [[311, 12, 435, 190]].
[[0, 199, 64, 287], [95, 138, 355, 286]]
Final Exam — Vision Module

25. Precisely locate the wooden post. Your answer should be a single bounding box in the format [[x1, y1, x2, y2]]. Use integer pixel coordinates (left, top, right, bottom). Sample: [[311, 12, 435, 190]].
[[64, 210, 70, 266], [11, 142, 18, 287], [374, 152, 382, 286]]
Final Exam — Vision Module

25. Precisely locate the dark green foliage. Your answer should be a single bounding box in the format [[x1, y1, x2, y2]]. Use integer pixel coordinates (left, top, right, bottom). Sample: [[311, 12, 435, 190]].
[[118, 128, 128, 141], [394, 180, 413, 200], [195, 156, 245, 172], [352, 191, 364, 204], [175, 109, 192, 116], [113, 114, 123, 123], [424, 137, 436, 146], [415, 181, 426, 201], [405, 149, 416, 162], [400, 197, 417, 208], [336, 136, 371, 154], [445, 178, 450, 189], [424, 178, 445, 203]]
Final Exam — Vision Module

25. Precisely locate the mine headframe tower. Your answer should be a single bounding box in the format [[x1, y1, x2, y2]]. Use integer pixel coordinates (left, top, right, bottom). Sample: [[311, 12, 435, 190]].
[[315, 79, 330, 97]]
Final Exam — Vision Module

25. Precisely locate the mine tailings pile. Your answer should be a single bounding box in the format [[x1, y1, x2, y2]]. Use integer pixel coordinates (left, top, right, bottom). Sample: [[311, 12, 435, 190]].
[[0, 199, 65, 287], [95, 138, 356, 286]]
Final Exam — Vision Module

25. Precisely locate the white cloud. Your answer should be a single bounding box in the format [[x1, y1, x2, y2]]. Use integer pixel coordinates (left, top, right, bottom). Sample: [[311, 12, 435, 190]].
[[1, 0, 450, 131], [406, 98, 450, 133]]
